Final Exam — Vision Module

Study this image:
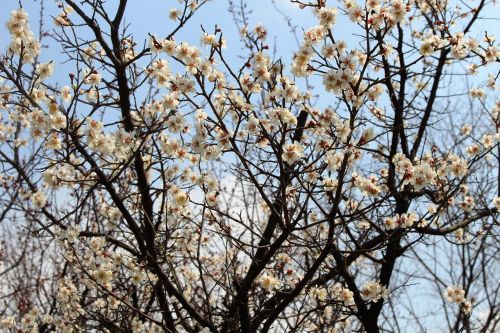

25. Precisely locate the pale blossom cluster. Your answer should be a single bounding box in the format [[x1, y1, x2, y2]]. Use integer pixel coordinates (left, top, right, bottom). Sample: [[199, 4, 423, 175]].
[[316, 7, 337, 28], [275, 76, 302, 102], [251, 51, 272, 82], [80, 42, 105, 62], [6, 9, 41, 62], [469, 88, 486, 100], [0, 316, 15, 330], [35, 62, 54, 81], [42, 162, 79, 189], [54, 224, 80, 244], [83, 119, 136, 160], [493, 197, 500, 210], [85, 119, 114, 156], [331, 282, 355, 306], [0, 307, 53, 332], [53, 6, 73, 27], [99, 204, 123, 226], [419, 35, 444, 57], [353, 173, 386, 197], [291, 41, 315, 77], [31, 190, 47, 209], [460, 196, 475, 212], [444, 285, 473, 314], [309, 286, 328, 301], [27, 100, 66, 141], [406, 162, 437, 190], [323, 66, 357, 95], [345, 0, 406, 27], [290, 6, 340, 77], [392, 152, 471, 192], [259, 273, 281, 290], [267, 107, 298, 127], [147, 58, 172, 87], [384, 212, 418, 229], [360, 280, 389, 302], [282, 143, 305, 164]]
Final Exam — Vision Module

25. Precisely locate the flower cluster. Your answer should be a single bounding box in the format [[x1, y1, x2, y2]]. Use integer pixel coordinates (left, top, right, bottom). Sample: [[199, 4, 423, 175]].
[[384, 212, 418, 229], [444, 286, 473, 314], [331, 282, 355, 306], [282, 143, 305, 164], [360, 280, 389, 303], [259, 273, 281, 290], [6, 9, 41, 62]]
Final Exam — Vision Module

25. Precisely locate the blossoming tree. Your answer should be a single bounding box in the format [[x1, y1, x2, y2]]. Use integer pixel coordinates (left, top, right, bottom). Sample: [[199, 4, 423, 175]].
[[0, 0, 499, 332]]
